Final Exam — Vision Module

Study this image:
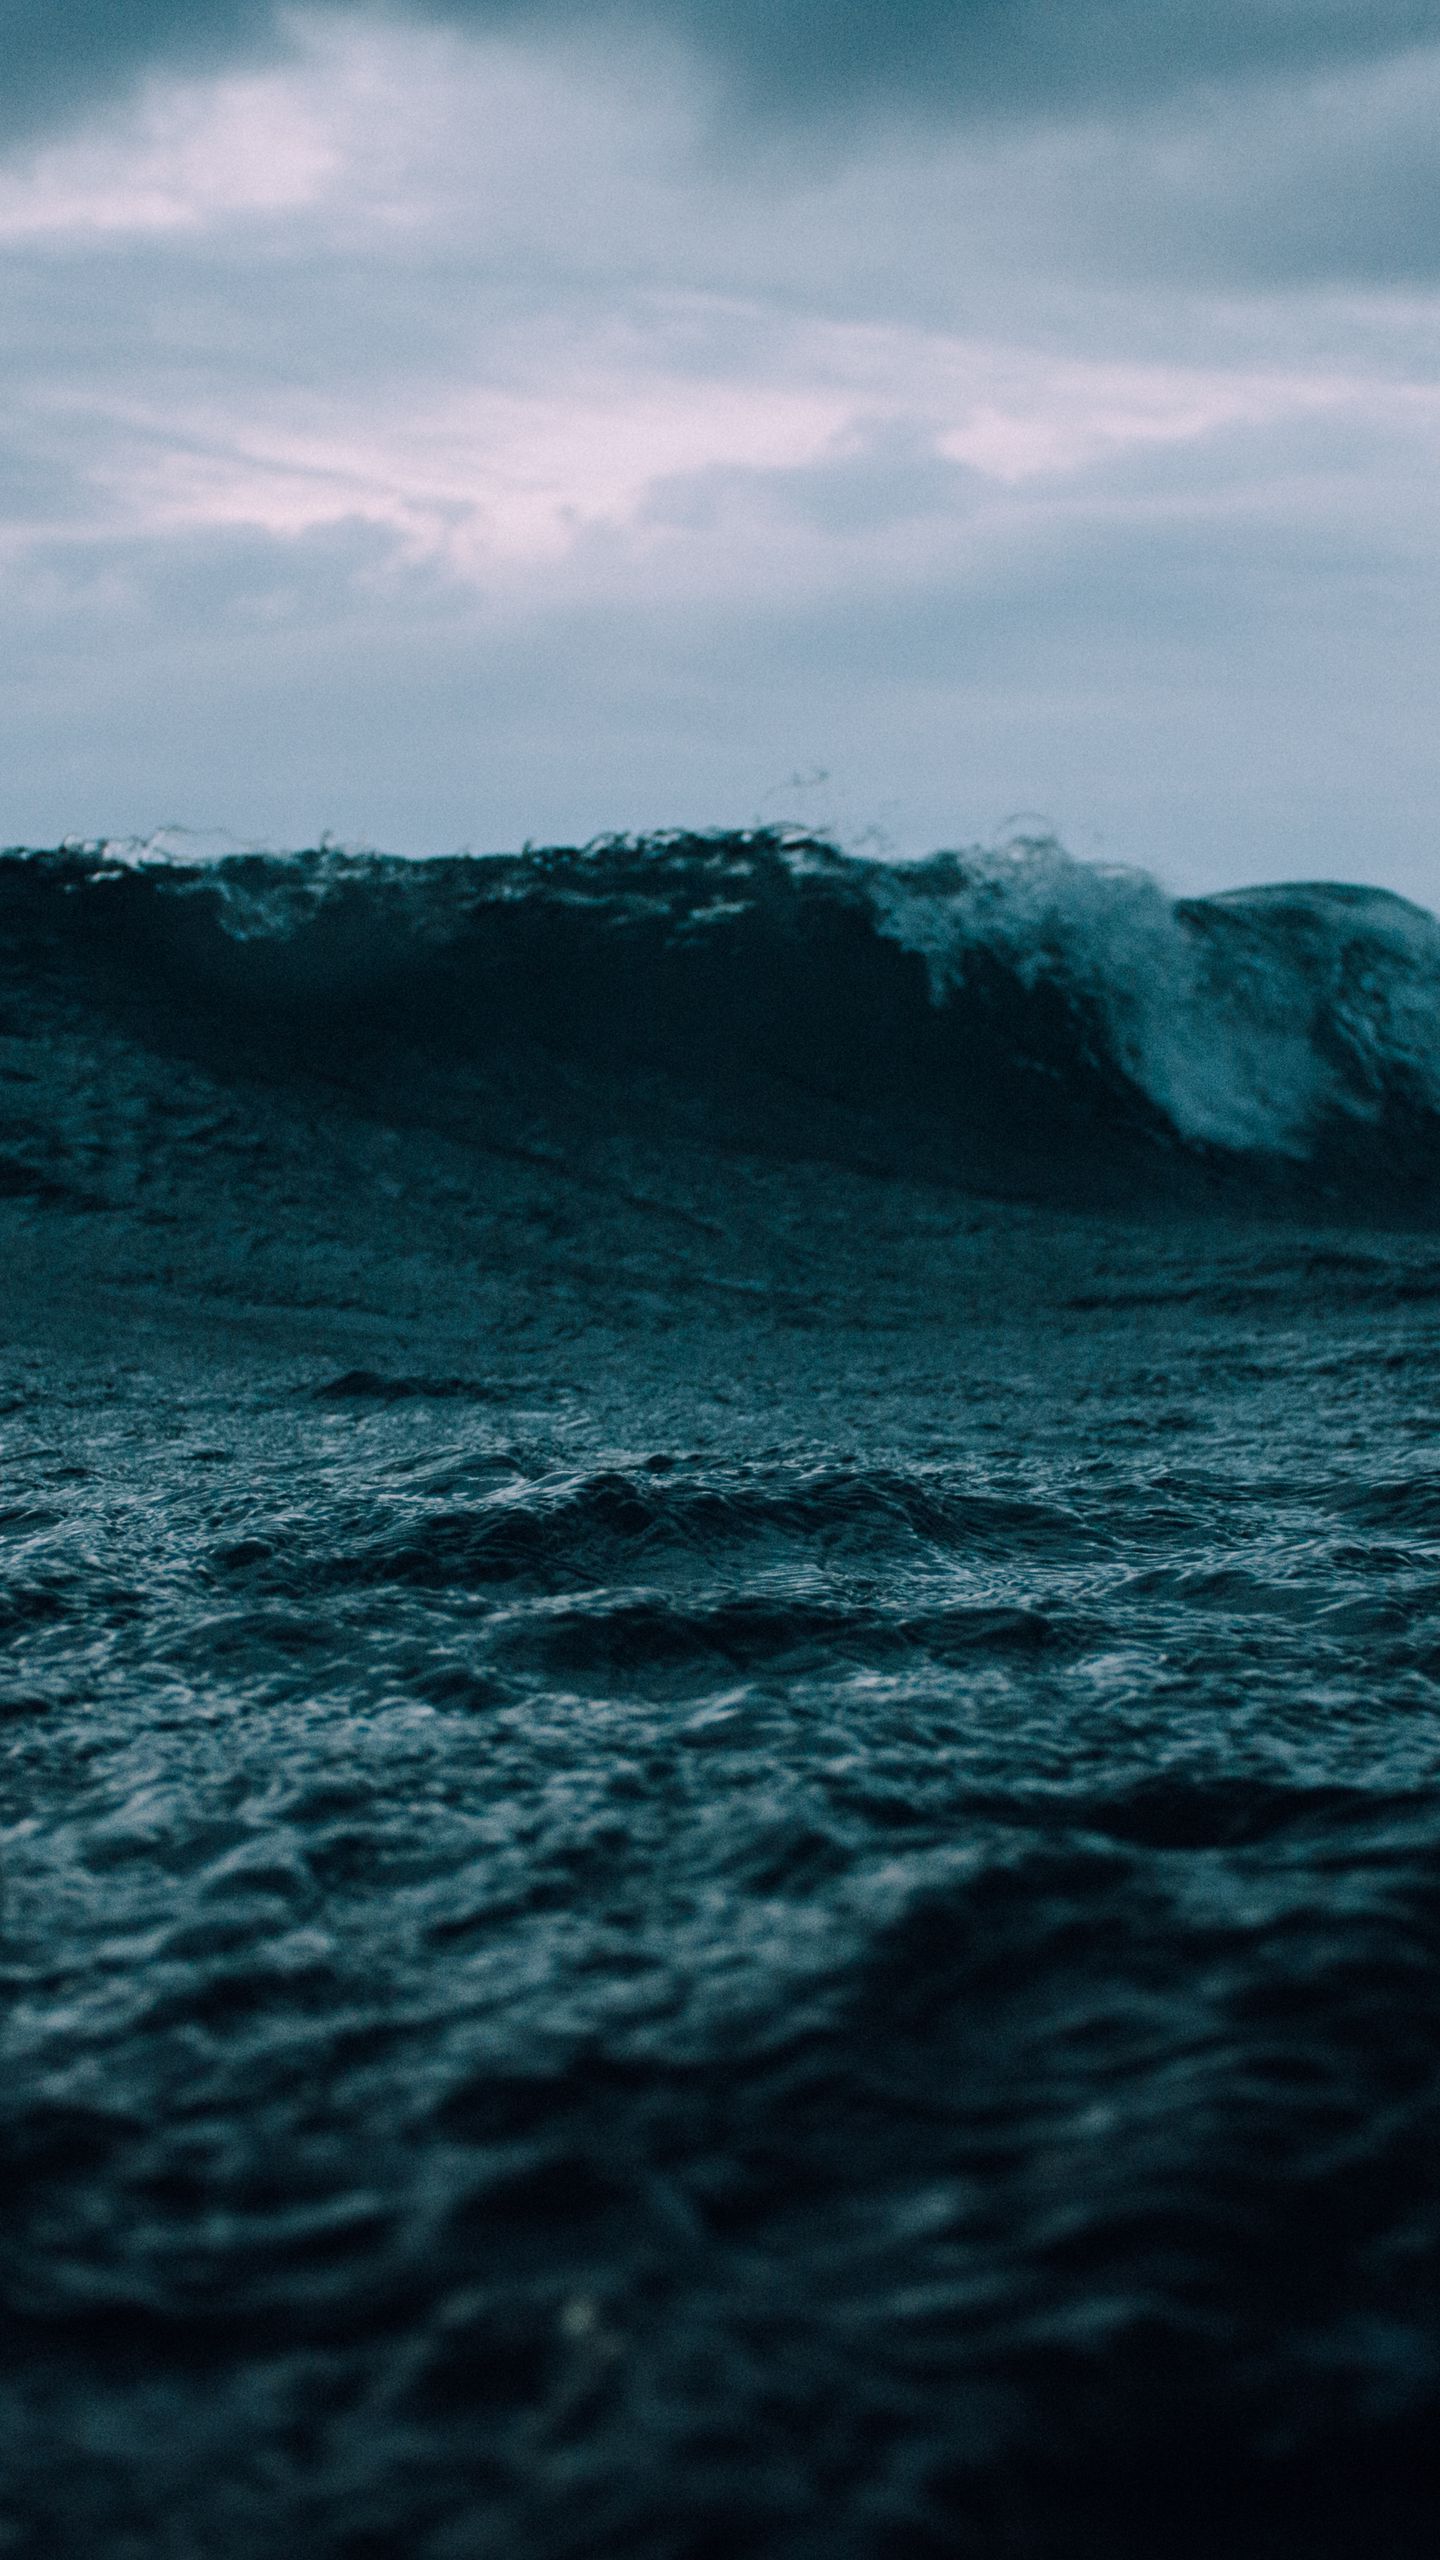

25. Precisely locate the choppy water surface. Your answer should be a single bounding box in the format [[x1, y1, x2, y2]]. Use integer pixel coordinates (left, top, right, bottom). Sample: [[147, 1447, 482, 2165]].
[[4, 1304, 1440, 2559], [2, 835, 1440, 2555]]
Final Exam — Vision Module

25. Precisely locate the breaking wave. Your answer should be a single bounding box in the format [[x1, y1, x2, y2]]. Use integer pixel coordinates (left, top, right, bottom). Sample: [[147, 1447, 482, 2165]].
[[3, 831, 1438, 1205]]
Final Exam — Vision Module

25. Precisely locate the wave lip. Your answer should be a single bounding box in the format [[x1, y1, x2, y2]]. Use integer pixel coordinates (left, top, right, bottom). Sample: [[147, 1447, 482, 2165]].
[[2, 831, 1438, 1207], [868, 842, 1440, 1172]]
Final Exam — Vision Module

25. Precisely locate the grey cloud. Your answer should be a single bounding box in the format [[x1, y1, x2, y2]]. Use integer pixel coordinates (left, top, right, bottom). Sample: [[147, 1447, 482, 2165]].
[[543, 1, 1440, 120], [4, 2, 1439, 141], [642, 423, 985, 538], [0, 2, 279, 137], [5, 12, 1440, 899], [6, 393, 1437, 902], [1037, 39, 1440, 289]]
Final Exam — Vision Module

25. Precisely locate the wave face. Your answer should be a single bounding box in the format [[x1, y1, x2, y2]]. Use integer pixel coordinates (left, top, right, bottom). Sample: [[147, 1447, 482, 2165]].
[[3, 833, 1438, 1208]]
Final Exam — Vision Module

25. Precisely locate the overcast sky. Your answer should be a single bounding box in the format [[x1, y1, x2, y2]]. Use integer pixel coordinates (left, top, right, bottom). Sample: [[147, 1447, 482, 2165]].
[[2, 2, 1439, 895]]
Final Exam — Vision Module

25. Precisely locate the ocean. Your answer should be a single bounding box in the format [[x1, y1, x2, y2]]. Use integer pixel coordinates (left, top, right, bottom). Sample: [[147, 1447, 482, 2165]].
[[1, 832, 1439, 2557]]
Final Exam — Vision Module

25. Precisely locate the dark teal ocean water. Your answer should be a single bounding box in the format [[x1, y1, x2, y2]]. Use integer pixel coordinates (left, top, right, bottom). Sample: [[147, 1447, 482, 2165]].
[[2, 838, 1439, 2557]]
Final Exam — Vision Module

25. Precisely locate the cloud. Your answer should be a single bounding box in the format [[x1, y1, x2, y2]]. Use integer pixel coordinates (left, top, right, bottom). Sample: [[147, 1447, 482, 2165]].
[[641, 422, 988, 540], [1035, 39, 1440, 289], [6, 407, 1439, 904], [4, 2, 1438, 144], [541, 1, 1440, 121], [0, 3, 281, 139], [3, 12, 1440, 900]]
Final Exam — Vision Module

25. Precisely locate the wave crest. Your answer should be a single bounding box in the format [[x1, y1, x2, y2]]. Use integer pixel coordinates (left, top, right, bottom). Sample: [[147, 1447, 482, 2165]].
[[869, 838, 1440, 1158], [2, 830, 1438, 1205]]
